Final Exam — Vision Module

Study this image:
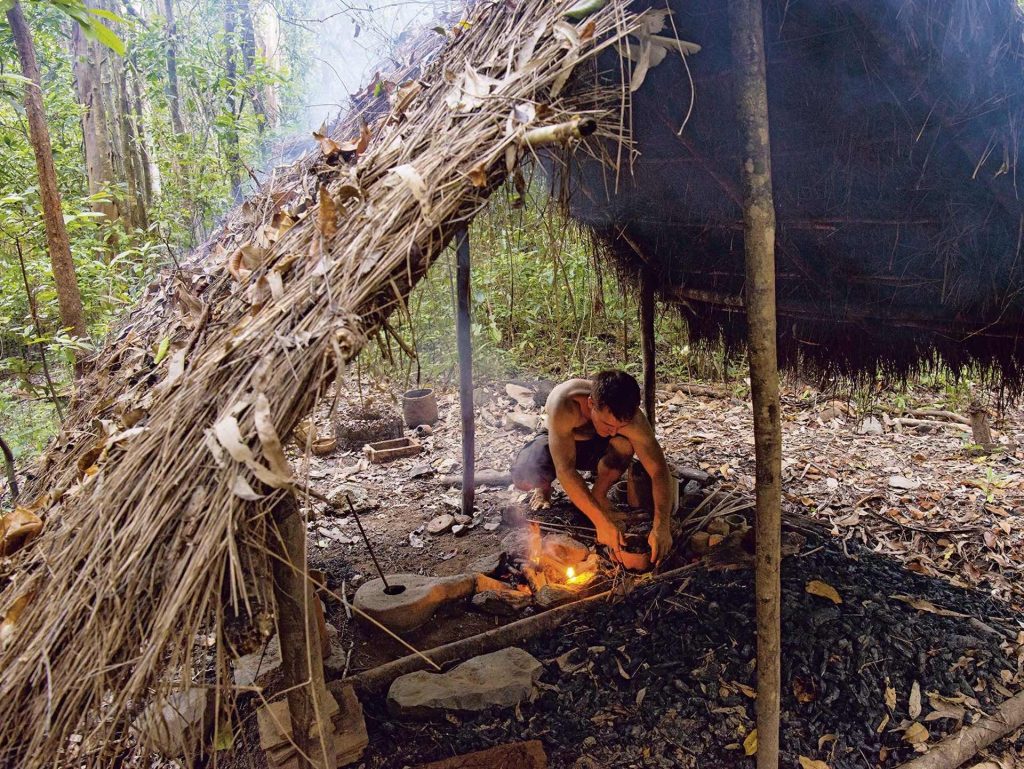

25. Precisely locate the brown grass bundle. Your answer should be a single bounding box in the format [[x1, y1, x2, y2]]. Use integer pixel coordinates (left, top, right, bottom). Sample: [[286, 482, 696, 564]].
[[0, 0, 654, 764]]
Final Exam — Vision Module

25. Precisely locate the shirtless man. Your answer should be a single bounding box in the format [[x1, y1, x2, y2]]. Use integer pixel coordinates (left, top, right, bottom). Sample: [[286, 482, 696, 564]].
[[510, 370, 675, 564]]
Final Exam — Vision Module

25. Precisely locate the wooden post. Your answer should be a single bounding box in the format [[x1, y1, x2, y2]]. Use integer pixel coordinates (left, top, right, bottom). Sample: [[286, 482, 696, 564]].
[[640, 267, 657, 425], [271, 494, 330, 769], [727, 2, 783, 768], [455, 228, 475, 516]]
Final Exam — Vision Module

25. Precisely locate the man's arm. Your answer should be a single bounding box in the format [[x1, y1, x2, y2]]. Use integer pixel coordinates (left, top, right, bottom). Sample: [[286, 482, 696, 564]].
[[629, 415, 675, 563], [548, 419, 624, 550]]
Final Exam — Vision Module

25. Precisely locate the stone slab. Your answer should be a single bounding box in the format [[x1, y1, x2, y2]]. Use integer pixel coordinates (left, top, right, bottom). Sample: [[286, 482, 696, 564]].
[[388, 647, 542, 719]]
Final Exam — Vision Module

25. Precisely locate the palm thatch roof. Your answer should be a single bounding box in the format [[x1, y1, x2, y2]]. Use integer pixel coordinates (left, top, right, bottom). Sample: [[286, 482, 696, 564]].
[[0, 2, 646, 764], [570, 0, 1024, 385], [5, 0, 1024, 765]]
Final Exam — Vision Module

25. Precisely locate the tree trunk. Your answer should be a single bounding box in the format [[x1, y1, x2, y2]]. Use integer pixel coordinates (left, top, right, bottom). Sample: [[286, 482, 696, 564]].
[[162, 0, 184, 134], [9, 1, 86, 340], [70, 14, 118, 221], [238, 0, 267, 132], [111, 45, 147, 230], [271, 494, 331, 769], [223, 0, 243, 199], [128, 59, 158, 207], [728, 1, 782, 768]]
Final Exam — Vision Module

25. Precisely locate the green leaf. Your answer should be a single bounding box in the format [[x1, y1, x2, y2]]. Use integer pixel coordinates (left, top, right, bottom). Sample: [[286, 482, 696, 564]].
[[82, 19, 126, 56], [87, 7, 125, 24], [564, 0, 606, 20], [373, 81, 383, 98], [154, 336, 170, 365]]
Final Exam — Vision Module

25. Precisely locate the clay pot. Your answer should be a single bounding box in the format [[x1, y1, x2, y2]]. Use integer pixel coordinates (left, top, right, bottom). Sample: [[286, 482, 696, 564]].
[[619, 534, 652, 572], [402, 387, 439, 428]]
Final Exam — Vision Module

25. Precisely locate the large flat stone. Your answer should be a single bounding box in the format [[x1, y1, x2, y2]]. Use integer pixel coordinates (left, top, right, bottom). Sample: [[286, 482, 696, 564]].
[[388, 648, 543, 719], [131, 689, 210, 758], [412, 740, 547, 769], [354, 573, 476, 633]]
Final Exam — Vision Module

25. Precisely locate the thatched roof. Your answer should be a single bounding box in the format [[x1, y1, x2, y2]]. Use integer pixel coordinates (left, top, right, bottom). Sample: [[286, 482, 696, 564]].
[[0, 2, 645, 764], [569, 0, 1024, 384], [6, 0, 1024, 764]]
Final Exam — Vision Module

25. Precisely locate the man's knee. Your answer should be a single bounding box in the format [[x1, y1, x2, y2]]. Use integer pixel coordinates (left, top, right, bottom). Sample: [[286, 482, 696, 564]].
[[600, 437, 633, 473]]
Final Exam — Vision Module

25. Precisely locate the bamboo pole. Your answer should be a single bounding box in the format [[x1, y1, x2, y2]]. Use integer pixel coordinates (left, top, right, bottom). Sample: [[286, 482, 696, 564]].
[[640, 266, 656, 425], [455, 228, 475, 516], [271, 494, 330, 769], [727, 1, 783, 767]]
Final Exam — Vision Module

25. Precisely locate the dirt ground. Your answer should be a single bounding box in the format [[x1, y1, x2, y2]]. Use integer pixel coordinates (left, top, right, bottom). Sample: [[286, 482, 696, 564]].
[[270, 373, 1024, 767]]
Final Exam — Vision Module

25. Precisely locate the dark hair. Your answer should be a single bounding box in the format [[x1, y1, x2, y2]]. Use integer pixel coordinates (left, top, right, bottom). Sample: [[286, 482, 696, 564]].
[[591, 370, 641, 421]]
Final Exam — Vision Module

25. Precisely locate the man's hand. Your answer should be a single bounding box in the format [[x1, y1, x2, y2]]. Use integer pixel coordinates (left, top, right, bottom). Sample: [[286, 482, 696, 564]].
[[595, 519, 625, 557], [648, 523, 673, 566]]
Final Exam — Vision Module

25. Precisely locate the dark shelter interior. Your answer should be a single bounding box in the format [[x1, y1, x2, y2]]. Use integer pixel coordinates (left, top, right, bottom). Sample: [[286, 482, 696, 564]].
[[568, 0, 1024, 384]]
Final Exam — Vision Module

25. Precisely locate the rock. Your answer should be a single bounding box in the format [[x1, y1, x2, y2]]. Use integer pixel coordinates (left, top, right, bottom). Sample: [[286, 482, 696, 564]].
[[387, 648, 543, 718], [469, 551, 505, 576], [858, 416, 884, 435], [233, 636, 282, 687], [409, 463, 434, 479], [541, 533, 590, 564], [471, 589, 532, 616], [411, 740, 547, 769], [535, 584, 576, 609], [354, 573, 477, 633], [131, 689, 210, 758], [505, 412, 541, 432], [689, 531, 711, 554], [706, 517, 731, 536], [452, 524, 467, 537], [505, 383, 535, 409], [454, 514, 473, 525], [888, 475, 921, 491], [328, 483, 369, 511], [676, 466, 711, 486], [427, 514, 455, 535], [500, 529, 530, 557]]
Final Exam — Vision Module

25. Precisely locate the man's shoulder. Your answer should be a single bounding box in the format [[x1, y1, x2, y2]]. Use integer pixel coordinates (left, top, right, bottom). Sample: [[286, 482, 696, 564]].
[[546, 378, 591, 411]]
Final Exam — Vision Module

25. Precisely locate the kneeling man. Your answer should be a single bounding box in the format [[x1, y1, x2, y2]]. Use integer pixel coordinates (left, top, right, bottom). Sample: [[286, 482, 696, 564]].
[[510, 370, 675, 564]]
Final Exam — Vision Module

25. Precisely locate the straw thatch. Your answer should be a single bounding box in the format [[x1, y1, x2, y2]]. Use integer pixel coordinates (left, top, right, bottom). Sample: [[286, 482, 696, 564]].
[[569, 0, 1024, 386], [0, 2, 653, 764]]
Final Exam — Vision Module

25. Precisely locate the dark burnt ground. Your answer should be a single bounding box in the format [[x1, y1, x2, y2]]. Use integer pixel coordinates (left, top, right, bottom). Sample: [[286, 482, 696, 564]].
[[363, 535, 1023, 769]]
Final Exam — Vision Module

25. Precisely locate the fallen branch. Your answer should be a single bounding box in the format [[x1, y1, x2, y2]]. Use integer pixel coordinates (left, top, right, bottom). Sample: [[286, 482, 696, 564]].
[[334, 562, 699, 699], [909, 409, 971, 425], [895, 689, 1024, 769], [0, 434, 17, 503], [894, 418, 972, 433], [666, 381, 734, 398]]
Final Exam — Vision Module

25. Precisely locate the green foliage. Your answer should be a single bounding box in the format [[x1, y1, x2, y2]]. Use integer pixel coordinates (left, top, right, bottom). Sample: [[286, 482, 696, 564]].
[[0, 385, 58, 460], [368, 186, 721, 387]]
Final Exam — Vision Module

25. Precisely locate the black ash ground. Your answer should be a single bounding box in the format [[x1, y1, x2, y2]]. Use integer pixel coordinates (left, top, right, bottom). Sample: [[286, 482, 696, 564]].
[[363, 534, 1022, 768]]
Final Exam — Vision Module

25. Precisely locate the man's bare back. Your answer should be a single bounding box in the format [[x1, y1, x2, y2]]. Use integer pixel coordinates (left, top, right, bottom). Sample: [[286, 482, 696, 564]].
[[511, 372, 676, 564]]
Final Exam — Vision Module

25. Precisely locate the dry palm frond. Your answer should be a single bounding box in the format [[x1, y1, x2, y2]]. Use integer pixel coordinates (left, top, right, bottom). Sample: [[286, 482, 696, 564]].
[[0, 0, 652, 765]]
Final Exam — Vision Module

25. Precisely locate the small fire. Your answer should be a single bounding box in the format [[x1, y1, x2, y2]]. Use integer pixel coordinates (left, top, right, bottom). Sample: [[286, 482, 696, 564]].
[[564, 566, 593, 586]]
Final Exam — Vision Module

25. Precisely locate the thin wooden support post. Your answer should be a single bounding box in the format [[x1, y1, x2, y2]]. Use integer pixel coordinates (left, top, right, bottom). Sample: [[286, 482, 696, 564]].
[[640, 267, 657, 425], [455, 228, 475, 516], [271, 494, 330, 769], [728, 2, 783, 768]]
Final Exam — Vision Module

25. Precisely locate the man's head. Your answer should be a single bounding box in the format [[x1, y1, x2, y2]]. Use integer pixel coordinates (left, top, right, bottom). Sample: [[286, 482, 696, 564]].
[[589, 370, 641, 436]]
